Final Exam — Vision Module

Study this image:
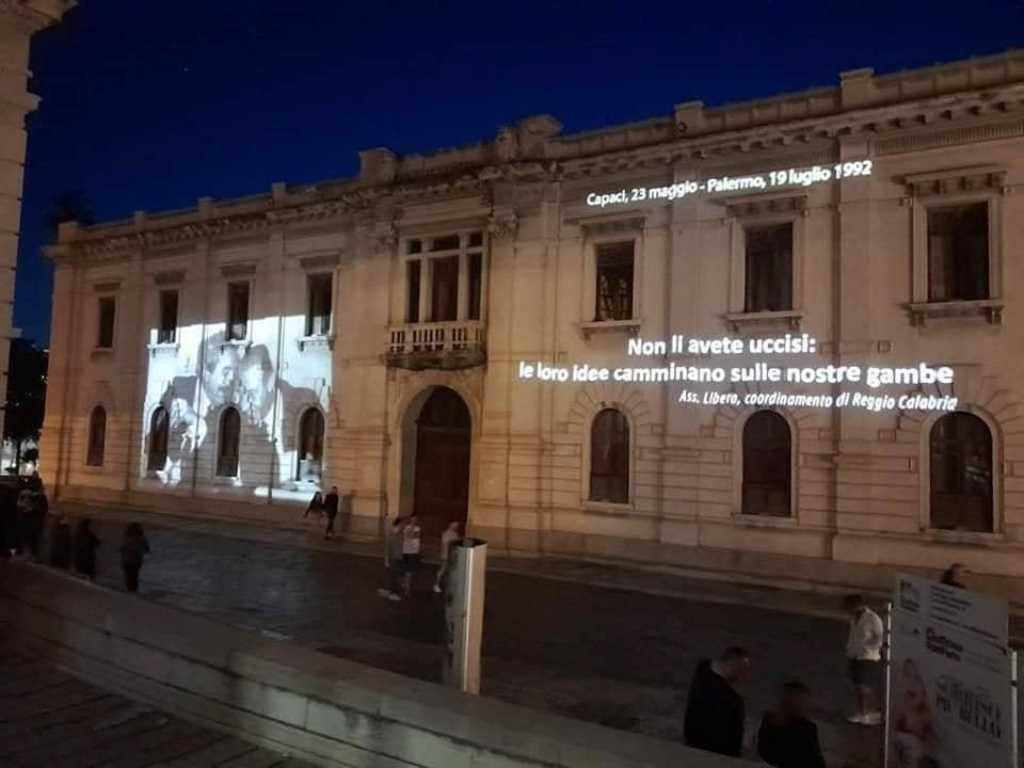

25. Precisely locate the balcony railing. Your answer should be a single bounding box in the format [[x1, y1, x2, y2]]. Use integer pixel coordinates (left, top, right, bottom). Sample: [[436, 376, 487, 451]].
[[386, 320, 486, 370]]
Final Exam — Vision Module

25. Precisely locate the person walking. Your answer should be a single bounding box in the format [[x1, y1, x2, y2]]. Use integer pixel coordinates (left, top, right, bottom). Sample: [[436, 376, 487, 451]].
[[757, 680, 826, 768], [433, 520, 461, 593], [49, 514, 72, 569], [304, 491, 324, 519], [120, 522, 150, 593], [844, 594, 884, 725], [16, 484, 35, 559], [940, 562, 967, 588], [400, 514, 422, 598], [74, 519, 100, 580], [323, 486, 339, 539], [683, 646, 751, 758], [378, 515, 407, 601]]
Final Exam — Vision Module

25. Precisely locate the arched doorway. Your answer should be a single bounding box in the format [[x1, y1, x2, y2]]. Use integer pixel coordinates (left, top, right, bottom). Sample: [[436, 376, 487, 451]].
[[413, 387, 471, 550]]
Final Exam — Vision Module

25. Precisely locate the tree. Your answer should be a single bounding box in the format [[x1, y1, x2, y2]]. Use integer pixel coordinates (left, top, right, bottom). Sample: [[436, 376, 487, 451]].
[[4, 339, 47, 472]]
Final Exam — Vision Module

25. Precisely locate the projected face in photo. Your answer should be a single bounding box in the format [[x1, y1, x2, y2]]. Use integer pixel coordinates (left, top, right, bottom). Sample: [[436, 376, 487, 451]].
[[144, 324, 328, 491]]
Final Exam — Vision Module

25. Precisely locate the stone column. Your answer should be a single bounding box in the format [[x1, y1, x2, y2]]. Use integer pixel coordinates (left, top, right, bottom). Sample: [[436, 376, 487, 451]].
[[0, 1, 75, 447]]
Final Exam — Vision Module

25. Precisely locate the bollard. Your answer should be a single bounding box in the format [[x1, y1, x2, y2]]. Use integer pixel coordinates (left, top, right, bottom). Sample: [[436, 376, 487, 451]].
[[442, 538, 486, 694]]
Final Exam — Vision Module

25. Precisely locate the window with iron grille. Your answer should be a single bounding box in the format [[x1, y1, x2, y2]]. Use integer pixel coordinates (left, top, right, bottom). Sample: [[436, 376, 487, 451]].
[[589, 408, 629, 503], [97, 297, 116, 348], [927, 203, 989, 302], [158, 290, 178, 344], [226, 282, 249, 341], [594, 242, 634, 321], [742, 410, 792, 517], [86, 406, 106, 467], [217, 407, 241, 478], [744, 223, 793, 313], [930, 412, 993, 532], [306, 274, 332, 336]]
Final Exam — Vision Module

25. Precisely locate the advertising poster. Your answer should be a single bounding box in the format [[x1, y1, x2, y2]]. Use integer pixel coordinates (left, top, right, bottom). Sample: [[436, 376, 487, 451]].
[[889, 574, 1013, 768]]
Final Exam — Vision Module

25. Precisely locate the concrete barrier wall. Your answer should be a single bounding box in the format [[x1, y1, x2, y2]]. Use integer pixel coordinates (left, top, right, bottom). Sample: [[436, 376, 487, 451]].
[[0, 564, 741, 768]]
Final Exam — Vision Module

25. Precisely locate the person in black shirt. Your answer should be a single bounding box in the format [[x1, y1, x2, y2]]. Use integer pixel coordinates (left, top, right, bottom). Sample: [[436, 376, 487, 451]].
[[758, 680, 826, 768], [323, 486, 340, 540], [940, 562, 967, 589], [683, 646, 751, 758]]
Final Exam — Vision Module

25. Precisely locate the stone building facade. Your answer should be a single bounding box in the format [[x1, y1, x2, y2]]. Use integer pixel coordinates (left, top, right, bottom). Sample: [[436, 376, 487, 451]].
[[0, 0, 75, 439], [41, 51, 1024, 578]]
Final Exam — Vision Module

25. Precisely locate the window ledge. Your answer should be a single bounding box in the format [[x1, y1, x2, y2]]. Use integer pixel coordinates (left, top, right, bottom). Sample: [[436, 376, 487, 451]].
[[923, 528, 1002, 545], [220, 338, 251, 351], [579, 318, 641, 340], [212, 475, 242, 487], [583, 500, 634, 516], [82, 464, 105, 474], [723, 310, 802, 333], [147, 342, 180, 356], [296, 334, 335, 352], [91, 346, 114, 357], [734, 513, 797, 528], [905, 299, 1003, 326]]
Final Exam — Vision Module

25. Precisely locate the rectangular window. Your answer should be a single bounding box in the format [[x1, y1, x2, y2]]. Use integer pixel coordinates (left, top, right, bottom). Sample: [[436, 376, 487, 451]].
[[158, 289, 178, 344], [306, 273, 332, 336], [406, 260, 421, 322], [226, 282, 249, 341], [594, 241, 634, 321], [744, 223, 793, 313], [927, 202, 989, 302], [97, 297, 116, 348], [468, 252, 482, 320], [431, 255, 459, 322]]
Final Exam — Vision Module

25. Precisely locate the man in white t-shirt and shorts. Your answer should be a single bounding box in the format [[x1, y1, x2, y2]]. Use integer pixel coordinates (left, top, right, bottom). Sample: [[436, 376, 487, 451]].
[[844, 593, 884, 725]]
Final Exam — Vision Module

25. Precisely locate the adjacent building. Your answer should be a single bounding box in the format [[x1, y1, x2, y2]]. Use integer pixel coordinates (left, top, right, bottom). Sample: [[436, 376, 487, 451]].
[[0, 0, 76, 440], [40, 51, 1024, 580]]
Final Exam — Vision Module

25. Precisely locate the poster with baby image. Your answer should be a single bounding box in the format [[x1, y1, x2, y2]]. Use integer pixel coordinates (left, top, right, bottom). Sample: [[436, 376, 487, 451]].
[[889, 574, 1013, 768]]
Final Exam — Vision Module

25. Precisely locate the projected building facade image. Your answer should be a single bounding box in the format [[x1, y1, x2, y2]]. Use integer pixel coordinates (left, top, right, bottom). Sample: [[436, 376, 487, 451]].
[[40, 51, 1024, 580]]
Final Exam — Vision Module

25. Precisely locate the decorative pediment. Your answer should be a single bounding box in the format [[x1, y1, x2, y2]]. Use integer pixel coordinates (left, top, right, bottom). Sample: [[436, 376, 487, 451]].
[[219, 261, 257, 278], [902, 165, 1007, 197], [92, 280, 121, 293], [721, 192, 807, 218], [153, 269, 186, 286], [298, 252, 340, 271]]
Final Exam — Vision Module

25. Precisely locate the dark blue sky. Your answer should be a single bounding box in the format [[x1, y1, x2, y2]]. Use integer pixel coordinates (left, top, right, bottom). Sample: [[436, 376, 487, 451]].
[[17, 0, 1024, 344]]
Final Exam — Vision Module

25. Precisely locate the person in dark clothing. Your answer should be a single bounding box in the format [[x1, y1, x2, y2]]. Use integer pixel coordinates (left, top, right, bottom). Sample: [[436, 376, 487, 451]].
[[49, 514, 72, 569], [304, 491, 324, 519], [940, 563, 967, 589], [74, 519, 100, 579], [758, 681, 826, 768], [120, 522, 150, 592], [323, 486, 340, 540], [683, 646, 751, 758]]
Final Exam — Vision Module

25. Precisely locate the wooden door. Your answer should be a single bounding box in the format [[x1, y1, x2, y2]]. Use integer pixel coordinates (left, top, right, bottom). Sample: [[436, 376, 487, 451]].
[[413, 388, 470, 551]]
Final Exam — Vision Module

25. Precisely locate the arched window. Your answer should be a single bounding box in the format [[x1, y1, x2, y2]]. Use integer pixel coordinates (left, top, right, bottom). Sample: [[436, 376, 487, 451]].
[[297, 408, 325, 481], [147, 406, 169, 471], [742, 410, 792, 517], [217, 407, 241, 477], [930, 412, 993, 532], [590, 408, 629, 503], [86, 406, 106, 467]]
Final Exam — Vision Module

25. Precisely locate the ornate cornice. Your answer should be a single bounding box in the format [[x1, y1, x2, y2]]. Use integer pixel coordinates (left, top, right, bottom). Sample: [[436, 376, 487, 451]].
[[487, 212, 518, 241]]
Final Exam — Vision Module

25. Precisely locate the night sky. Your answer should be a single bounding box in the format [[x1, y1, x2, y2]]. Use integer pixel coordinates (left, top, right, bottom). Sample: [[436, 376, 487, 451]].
[[17, 0, 1024, 345]]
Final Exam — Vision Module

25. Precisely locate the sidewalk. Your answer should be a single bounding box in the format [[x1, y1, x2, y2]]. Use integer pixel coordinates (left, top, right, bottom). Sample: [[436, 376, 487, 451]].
[[0, 629, 313, 767], [53, 500, 889, 768]]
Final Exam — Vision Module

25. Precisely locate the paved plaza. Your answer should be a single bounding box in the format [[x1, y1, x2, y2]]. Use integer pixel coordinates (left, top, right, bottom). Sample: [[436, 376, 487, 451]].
[[0, 635, 314, 767], [36, 507, 886, 768]]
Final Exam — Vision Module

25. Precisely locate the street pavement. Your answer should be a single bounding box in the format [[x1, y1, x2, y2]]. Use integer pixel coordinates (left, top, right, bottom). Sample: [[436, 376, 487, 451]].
[[0, 635, 314, 768], [42, 506, 887, 768]]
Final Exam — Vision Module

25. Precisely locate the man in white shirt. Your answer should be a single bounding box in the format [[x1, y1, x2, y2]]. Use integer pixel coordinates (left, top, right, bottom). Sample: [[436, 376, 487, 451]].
[[844, 594, 884, 725]]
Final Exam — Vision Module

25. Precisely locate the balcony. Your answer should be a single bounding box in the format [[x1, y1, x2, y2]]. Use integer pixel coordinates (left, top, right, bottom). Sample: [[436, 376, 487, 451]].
[[385, 320, 486, 370]]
